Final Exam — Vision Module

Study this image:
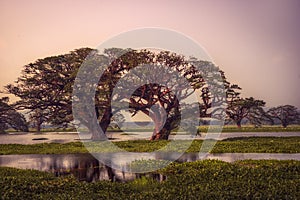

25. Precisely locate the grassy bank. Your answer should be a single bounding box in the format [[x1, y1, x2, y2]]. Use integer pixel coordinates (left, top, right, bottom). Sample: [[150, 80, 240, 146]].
[[5, 125, 300, 134], [198, 125, 300, 133], [1, 160, 299, 199], [0, 137, 299, 155]]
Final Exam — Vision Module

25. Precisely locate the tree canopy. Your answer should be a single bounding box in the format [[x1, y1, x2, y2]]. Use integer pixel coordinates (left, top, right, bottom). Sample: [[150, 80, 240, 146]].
[[73, 49, 225, 140], [7, 48, 228, 140], [6, 47, 299, 139], [6, 48, 94, 129], [268, 105, 300, 127], [226, 96, 268, 128]]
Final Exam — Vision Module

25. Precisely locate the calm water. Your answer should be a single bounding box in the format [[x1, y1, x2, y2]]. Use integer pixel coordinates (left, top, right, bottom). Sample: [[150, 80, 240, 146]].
[[0, 152, 299, 182]]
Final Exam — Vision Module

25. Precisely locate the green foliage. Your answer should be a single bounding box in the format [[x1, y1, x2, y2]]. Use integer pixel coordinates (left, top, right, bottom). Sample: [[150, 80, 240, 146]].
[[0, 142, 88, 155], [198, 125, 300, 132], [130, 159, 171, 172], [0, 137, 299, 154], [212, 137, 300, 153], [6, 48, 93, 128], [1, 160, 299, 199], [6, 47, 229, 141]]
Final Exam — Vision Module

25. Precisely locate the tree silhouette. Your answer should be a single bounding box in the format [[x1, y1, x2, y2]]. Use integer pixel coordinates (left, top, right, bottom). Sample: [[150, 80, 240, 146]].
[[106, 51, 226, 140], [0, 97, 28, 133], [29, 108, 48, 132], [268, 105, 300, 127], [7, 48, 227, 140], [6, 48, 93, 129], [226, 97, 267, 128]]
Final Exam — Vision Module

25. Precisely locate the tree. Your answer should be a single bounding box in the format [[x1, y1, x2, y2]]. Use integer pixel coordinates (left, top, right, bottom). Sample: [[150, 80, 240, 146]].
[[0, 97, 28, 133], [220, 76, 270, 128], [29, 108, 48, 132], [73, 48, 226, 140], [7, 48, 227, 140], [226, 97, 267, 128], [267, 105, 300, 127], [6, 47, 150, 139], [73, 48, 155, 140], [6, 48, 94, 129], [109, 112, 125, 130], [109, 52, 226, 140]]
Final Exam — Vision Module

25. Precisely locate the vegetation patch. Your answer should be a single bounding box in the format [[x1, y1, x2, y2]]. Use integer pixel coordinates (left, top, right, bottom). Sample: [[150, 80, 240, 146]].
[[212, 136, 300, 153], [0, 142, 88, 155], [0, 137, 299, 154], [198, 125, 300, 133], [1, 160, 299, 199], [130, 159, 171, 172]]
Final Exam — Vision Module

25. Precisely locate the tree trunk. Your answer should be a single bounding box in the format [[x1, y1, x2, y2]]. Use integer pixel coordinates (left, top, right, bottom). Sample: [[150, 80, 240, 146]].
[[282, 121, 288, 128], [90, 123, 107, 141], [89, 112, 107, 141], [150, 105, 181, 140], [149, 105, 169, 140], [151, 127, 171, 140], [236, 120, 242, 128], [36, 122, 41, 132], [150, 115, 165, 140], [89, 106, 113, 141], [99, 110, 112, 134], [150, 118, 173, 140]]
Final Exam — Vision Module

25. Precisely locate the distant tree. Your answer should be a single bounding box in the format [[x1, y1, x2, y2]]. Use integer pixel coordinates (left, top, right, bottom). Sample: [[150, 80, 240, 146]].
[[194, 67, 243, 122], [0, 97, 28, 133], [109, 112, 125, 130], [29, 108, 48, 132], [267, 105, 300, 127], [226, 97, 267, 128], [220, 77, 271, 127]]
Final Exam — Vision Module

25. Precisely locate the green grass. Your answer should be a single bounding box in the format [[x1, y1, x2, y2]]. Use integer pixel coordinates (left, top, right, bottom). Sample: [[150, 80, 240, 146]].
[[6, 125, 300, 134], [0, 137, 299, 154], [1, 160, 299, 199], [114, 125, 300, 133], [198, 125, 300, 133], [0, 142, 89, 155], [212, 137, 300, 153]]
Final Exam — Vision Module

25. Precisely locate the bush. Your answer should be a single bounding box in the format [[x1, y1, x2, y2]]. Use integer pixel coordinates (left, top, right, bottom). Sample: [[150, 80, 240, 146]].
[[1, 160, 299, 199]]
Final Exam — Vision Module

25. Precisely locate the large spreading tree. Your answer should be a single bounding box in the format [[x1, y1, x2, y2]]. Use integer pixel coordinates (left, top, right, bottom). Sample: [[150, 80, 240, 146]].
[[74, 49, 223, 140], [115, 55, 202, 140], [226, 96, 268, 128], [7, 48, 227, 140], [6, 48, 94, 130]]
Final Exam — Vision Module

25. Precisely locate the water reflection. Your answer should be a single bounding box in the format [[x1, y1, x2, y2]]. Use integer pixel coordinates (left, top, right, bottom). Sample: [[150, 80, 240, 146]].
[[0, 153, 169, 182], [0, 152, 299, 182]]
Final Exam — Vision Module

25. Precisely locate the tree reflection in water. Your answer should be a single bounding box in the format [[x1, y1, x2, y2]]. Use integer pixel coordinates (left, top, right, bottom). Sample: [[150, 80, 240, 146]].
[[2, 152, 297, 182], [0, 153, 169, 183]]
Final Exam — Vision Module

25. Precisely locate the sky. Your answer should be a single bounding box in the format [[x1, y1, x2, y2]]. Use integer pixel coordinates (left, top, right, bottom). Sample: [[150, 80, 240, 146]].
[[0, 0, 300, 108]]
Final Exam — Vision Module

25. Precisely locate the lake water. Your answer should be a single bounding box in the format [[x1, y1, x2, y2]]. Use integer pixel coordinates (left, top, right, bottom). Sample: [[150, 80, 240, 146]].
[[0, 152, 299, 182]]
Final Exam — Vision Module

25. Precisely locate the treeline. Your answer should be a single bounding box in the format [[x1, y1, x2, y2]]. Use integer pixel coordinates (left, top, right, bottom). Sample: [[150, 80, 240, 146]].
[[0, 48, 299, 138]]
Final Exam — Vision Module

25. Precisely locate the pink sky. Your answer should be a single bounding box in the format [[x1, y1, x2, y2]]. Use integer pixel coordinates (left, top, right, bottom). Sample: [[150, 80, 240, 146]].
[[1, 0, 300, 108]]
